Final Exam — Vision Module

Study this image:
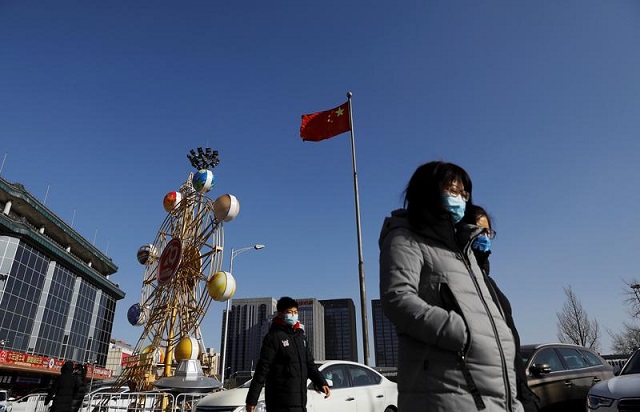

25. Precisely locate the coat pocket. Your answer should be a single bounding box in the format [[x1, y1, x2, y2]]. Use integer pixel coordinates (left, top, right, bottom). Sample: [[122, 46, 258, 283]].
[[439, 283, 471, 355]]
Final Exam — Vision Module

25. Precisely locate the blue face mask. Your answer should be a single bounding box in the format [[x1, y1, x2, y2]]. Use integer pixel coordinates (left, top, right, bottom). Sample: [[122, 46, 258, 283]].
[[442, 195, 466, 223], [284, 313, 298, 326], [472, 235, 492, 252]]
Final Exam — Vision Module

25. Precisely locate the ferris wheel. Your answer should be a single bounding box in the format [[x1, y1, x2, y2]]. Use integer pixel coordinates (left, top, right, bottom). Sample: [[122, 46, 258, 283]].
[[118, 148, 239, 391]]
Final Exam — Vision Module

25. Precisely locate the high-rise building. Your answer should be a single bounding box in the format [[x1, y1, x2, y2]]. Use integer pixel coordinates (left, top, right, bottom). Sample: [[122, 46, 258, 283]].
[[295, 298, 325, 360], [0, 177, 125, 395], [371, 299, 398, 367], [320, 299, 357, 361], [220, 297, 276, 377]]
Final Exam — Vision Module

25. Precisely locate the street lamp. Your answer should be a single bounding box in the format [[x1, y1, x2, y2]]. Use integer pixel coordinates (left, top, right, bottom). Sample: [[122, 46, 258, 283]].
[[86, 359, 97, 393], [220, 244, 265, 387]]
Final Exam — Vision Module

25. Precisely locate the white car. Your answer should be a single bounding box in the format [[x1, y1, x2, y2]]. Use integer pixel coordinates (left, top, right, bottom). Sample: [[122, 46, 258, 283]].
[[587, 348, 640, 411], [195, 360, 398, 412]]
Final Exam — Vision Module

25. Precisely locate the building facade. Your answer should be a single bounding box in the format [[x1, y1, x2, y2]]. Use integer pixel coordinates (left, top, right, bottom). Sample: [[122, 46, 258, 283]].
[[220, 297, 276, 378], [0, 177, 125, 395], [320, 299, 357, 361], [371, 299, 398, 367], [105, 340, 134, 378], [296, 298, 325, 361]]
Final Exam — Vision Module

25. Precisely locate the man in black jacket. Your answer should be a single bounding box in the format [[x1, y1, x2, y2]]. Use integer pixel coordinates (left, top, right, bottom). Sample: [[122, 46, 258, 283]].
[[246, 297, 330, 412], [45, 361, 80, 412]]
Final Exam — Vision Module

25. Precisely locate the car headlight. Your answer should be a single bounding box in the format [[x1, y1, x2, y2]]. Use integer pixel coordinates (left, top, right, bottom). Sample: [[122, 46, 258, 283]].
[[587, 394, 614, 409]]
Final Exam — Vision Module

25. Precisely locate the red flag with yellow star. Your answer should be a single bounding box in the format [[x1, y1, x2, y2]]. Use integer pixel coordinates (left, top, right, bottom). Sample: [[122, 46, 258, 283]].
[[300, 101, 351, 142]]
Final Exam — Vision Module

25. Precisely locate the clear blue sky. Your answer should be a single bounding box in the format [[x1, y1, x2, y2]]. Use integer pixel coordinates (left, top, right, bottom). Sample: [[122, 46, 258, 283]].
[[2, 1, 640, 361]]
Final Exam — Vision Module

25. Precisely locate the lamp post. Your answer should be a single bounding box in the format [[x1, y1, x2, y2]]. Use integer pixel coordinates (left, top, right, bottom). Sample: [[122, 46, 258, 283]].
[[86, 359, 96, 393], [220, 244, 265, 387]]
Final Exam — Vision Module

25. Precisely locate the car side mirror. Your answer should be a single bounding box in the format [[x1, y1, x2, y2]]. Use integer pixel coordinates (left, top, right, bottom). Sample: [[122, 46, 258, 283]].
[[529, 363, 552, 376]]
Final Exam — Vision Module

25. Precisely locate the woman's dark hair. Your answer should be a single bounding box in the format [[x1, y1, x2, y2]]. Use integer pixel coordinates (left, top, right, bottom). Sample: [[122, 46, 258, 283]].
[[403, 161, 473, 227], [462, 204, 492, 229], [276, 296, 298, 313]]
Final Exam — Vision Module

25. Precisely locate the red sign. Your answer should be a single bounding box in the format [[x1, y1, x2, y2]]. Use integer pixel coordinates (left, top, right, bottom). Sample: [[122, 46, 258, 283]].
[[158, 238, 182, 285], [0, 349, 111, 378], [121, 352, 131, 366], [0, 350, 63, 371]]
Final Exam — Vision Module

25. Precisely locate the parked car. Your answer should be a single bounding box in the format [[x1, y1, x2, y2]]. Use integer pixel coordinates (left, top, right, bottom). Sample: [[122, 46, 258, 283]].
[[587, 347, 640, 411], [520, 343, 614, 412], [195, 360, 398, 412]]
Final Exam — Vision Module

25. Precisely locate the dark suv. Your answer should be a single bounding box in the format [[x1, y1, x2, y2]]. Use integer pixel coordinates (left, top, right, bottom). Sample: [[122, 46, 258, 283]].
[[520, 343, 614, 412]]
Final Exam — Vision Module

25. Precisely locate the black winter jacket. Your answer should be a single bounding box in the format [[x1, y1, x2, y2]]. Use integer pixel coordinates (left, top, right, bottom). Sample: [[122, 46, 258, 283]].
[[246, 320, 327, 412], [46, 361, 80, 412], [475, 251, 541, 412]]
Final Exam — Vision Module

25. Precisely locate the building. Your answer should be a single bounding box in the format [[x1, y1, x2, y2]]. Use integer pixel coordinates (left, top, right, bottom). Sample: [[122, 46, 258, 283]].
[[320, 299, 357, 361], [0, 177, 125, 395], [203, 347, 220, 379], [105, 340, 134, 378], [371, 299, 398, 367], [296, 298, 325, 360], [220, 297, 276, 378]]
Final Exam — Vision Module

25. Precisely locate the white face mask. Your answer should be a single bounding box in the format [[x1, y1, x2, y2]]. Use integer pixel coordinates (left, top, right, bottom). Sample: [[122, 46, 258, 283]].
[[442, 194, 466, 223], [284, 313, 298, 326]]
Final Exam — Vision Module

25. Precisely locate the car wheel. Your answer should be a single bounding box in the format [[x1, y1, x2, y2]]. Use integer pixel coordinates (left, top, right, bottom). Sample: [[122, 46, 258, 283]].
[[383, 407, 396, 412]]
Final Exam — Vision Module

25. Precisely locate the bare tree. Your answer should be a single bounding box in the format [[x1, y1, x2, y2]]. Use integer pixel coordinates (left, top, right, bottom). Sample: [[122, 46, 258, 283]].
[[556, 286, 601, 351], [623, 280, 640, 318], [609, 322, 640, 354], [608, 280, 640, 354]]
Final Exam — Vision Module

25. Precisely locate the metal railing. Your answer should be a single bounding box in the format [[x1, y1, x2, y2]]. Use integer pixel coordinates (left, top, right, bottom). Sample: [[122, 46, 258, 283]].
[[82, 391, 210, 412]]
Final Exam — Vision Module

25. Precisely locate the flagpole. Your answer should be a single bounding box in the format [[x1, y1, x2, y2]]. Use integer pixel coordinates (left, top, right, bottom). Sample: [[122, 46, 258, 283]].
[[346, 91, 370, 366]]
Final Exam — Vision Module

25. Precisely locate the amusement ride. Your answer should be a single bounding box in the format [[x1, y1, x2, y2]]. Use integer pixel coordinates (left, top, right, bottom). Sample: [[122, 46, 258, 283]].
[[117, 148, 239, 394]]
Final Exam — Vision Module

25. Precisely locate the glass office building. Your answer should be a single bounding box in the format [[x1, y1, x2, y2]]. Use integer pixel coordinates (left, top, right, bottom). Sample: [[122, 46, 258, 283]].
[[371, 299, 398, 367], [221, 297, 276, 378], [320, 299, 357, 362], [0, 178, 125, 394]]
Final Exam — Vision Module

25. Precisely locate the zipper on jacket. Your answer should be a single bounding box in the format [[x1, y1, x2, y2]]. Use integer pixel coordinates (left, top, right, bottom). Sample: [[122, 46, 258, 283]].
[[456, 241, 514, 412], [291, 330, 307, 396]]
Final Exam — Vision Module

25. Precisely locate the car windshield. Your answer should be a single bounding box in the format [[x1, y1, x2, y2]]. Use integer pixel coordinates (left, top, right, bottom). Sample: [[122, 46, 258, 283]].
[[621, 350, 640, 375]]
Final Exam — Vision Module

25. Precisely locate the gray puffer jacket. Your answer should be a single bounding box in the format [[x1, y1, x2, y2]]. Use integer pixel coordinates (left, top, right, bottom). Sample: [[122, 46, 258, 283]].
[[379, 209, 523, 412]]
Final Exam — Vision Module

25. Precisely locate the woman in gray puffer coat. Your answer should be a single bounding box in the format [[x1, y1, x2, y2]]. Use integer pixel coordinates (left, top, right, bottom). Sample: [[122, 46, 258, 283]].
[[379, 161, 523, 412]]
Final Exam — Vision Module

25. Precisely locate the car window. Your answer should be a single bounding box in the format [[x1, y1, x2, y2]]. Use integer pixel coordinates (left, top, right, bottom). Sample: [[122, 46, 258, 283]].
[[322, 365, 349, 389], [579, 349, 604, 367], [520, 349, 533, 366], [348, 365, 381, 387], [556, 347, 588, 370], [0, 392, 5, 401], [532, 348, 566, 372]]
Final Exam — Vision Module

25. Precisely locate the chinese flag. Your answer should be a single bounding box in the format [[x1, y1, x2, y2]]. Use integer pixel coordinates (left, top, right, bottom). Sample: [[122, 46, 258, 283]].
[[300, 102, 351, 142]]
